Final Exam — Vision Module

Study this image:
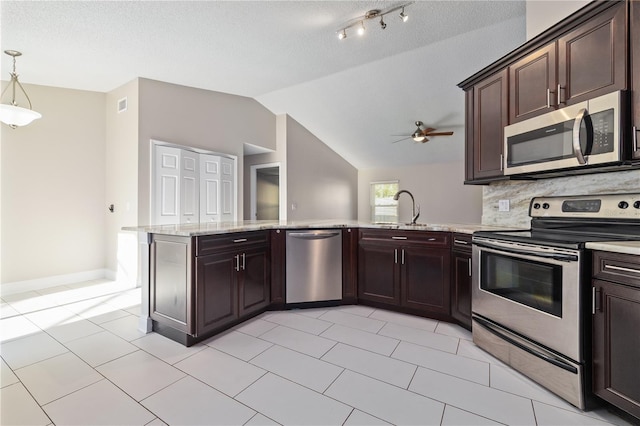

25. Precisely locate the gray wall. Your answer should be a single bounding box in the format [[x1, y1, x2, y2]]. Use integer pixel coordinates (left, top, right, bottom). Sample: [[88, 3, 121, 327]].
[[1, 84, 106, 284], [286, 115, 358, 220], [358, 161, 483, 224]]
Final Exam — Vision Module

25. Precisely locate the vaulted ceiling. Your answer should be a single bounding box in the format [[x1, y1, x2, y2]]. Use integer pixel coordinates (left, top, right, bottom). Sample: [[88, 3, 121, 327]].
[[1, 1, 526, 169]]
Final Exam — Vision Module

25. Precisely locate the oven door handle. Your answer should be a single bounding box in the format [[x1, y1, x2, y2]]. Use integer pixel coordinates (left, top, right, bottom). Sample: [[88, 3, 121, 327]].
[[474, 241, 578, 262], [473, 316, 578, 374]]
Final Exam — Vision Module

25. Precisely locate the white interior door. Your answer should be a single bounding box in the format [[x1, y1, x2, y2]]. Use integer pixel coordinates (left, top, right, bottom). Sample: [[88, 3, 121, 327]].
[[220, 156, 235, 222], [180, 150, 199, 224], [199, 154, 221, 223], [153, 145, 180, 225]]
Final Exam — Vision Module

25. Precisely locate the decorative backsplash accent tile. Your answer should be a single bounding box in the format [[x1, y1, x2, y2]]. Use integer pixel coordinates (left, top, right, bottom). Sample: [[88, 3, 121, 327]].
[[482, 170, 640, 228]]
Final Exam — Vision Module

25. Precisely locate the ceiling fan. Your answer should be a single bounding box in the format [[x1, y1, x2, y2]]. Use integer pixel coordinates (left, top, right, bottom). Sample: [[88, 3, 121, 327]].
[[392, 121, 454, 143]]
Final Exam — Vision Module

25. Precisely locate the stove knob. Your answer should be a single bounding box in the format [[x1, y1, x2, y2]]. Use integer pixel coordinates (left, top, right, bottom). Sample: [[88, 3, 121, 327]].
[[542, 203, 550, 209], [618, 201, 629, 209], [533, 203, 541, 209], [634, 201, 640, 209]]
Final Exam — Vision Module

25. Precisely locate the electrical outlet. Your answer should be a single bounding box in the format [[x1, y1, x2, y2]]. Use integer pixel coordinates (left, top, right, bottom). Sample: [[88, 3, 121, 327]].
[[498, 199, 510, 212]]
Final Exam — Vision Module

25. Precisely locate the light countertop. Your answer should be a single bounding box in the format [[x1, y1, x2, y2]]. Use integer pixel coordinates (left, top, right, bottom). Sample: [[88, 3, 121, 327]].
[[586, 241, 640, 256], [123, 220, 516, 237]]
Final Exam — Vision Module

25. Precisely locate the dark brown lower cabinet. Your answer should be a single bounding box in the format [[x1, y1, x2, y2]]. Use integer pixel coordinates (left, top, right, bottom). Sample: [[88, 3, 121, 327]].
[[195, 252, 238, 335], [592, 251, 640, 420], [194, 234, 270, 337], [342, 228, 358, 303], [358, 230, 450, 316], [451, 234, 472, 329]]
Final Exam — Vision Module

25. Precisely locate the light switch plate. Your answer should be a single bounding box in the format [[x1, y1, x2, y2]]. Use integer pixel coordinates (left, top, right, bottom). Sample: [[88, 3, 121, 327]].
[[498, 199, 510, 212]]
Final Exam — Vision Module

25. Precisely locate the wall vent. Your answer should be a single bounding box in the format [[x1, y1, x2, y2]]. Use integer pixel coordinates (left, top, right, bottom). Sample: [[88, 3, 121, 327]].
[[117, 97, 128, 113]]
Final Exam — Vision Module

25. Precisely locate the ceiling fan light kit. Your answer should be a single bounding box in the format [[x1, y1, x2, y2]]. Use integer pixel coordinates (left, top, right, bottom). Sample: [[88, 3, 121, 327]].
[[0, 50, 42, 128], [393, 121, 455, 144], [336, 2, 413, 41]]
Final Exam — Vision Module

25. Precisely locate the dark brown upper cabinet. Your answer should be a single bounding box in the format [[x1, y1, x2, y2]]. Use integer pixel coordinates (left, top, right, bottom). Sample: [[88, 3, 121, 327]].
[[470, 70, 508, 181], [509, 43, 558, 123], [557, 2, 627, 106]]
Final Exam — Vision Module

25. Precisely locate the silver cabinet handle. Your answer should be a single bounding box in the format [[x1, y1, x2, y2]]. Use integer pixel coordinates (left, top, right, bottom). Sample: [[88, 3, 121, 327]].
[[592, 286, 601, 314], [454, 239, 469, 245], [392, 236, 407, 240], [241, 253, 246, 270], [633, 126, 639, 152], [401, 249, 405, 265], [557, 84, 563, 105], [500, 154, 504, 171], [427, 238, 436, 242], [235, 254, 240, 272], [394, 248, 398, 264], [233, 238, 247, 243], [546, 88, 551, 109], [604, 264, 640, 275], [468, 258, 472, 277], [572, 108, 588, 165]]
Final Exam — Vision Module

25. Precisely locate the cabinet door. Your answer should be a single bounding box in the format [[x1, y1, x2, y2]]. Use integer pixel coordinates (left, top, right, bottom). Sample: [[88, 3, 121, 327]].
[[509, 43, 558, 123], [358, 240, 400, 305], [631, 0, 640, 160], [152, 145, 181, 225], [558, 2, 626, 106], [199, 154, 221, 223], [472, 69, 508, 180], [593, 279, 640, 419], [451, 251, 472, 329], [239, 244, 270, 317], [195, 252, 238, 335], [401, 246, 450, 315]]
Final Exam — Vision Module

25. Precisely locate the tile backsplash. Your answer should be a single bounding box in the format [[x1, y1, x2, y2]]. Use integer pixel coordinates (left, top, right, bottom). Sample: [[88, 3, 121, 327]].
[[482, 169, 640, 228]]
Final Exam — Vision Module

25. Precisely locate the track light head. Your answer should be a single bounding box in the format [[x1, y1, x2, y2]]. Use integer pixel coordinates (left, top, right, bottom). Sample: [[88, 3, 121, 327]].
[[338, 29, 347, 40], [400, 7, 409, 22], [380, 17, 387, 29], [357, 21, 365, 36]]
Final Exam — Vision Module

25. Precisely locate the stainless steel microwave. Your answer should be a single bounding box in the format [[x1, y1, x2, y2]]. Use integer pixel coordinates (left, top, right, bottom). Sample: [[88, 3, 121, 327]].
[[504, 91, 623, 176]]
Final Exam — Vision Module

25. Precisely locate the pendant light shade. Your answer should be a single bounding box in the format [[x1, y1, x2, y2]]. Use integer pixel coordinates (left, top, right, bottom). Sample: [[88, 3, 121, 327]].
[[0, 50, 42, 128]]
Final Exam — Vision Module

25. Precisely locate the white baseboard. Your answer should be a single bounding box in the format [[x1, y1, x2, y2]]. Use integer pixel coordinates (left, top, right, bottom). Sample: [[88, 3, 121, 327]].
[[0, 269, 111, 296]]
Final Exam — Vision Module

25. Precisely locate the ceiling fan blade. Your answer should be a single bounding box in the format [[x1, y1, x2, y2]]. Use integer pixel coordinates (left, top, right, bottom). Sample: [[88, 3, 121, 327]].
[[420, 137, 430, 143], [422, 127, 436, 134], [424, 131, 454, 136], [391, 136, 411, 144]]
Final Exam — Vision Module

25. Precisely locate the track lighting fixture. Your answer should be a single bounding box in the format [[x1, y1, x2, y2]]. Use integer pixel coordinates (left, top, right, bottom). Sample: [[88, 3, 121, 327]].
[[336, 2, 412, 41], [400, 7, 409, 22]]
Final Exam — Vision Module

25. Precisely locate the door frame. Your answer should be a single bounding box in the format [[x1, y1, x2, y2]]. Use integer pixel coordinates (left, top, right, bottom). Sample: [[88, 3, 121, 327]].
[[250, 162, 282, 221]]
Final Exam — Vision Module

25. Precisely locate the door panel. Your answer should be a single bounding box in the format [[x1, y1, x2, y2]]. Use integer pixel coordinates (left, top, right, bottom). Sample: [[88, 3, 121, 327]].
[[180, 150, 199, 224], [200, 154, 221, 223], [239, 245, 270, 316], [401, 247, 450, 314], [195, 253, 238, 335], [358, 241, 400, 305], [153, 145, 181, 224]]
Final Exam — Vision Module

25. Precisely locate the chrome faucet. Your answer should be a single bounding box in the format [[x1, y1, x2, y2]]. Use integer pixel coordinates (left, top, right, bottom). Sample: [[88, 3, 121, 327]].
[[393, 190, 420, 224]]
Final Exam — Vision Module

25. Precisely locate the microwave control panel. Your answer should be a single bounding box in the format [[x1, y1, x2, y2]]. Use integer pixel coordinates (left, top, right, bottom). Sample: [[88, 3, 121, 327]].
[[588, 109, 615, 155]]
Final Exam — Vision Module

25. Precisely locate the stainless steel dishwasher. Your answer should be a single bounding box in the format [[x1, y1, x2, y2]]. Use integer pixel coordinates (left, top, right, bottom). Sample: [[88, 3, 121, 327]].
[[286, 230, 342, 303]]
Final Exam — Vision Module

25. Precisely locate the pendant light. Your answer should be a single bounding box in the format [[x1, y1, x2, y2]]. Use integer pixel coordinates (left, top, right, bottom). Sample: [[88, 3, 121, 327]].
[[0, 50, 42, 129]]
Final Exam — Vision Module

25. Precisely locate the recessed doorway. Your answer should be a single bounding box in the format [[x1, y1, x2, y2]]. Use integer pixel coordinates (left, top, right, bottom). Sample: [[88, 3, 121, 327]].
[[250, 163, 280, 220]]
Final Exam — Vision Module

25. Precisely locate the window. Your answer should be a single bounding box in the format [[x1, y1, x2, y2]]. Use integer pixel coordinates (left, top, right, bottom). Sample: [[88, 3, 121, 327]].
[[370, 181, 399, 223]]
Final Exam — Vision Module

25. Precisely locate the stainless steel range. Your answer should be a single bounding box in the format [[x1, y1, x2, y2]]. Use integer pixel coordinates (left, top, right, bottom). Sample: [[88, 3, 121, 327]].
[[472, 193, 640, 409]]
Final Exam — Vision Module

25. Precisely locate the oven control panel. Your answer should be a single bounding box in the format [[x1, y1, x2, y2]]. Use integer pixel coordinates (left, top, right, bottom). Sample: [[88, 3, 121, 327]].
[[529, 193, 640, 219]]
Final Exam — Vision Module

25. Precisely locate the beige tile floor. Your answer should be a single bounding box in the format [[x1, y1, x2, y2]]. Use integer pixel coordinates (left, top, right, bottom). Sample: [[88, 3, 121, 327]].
[[0, 279, 634, 425]]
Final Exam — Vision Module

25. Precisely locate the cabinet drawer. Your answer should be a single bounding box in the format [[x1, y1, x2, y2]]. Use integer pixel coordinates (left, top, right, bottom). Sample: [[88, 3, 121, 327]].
[[197, 231, 268, 256], [452, 233, 473, 253], [360, 230, 450, 248], [593, 251, 640, 288]]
